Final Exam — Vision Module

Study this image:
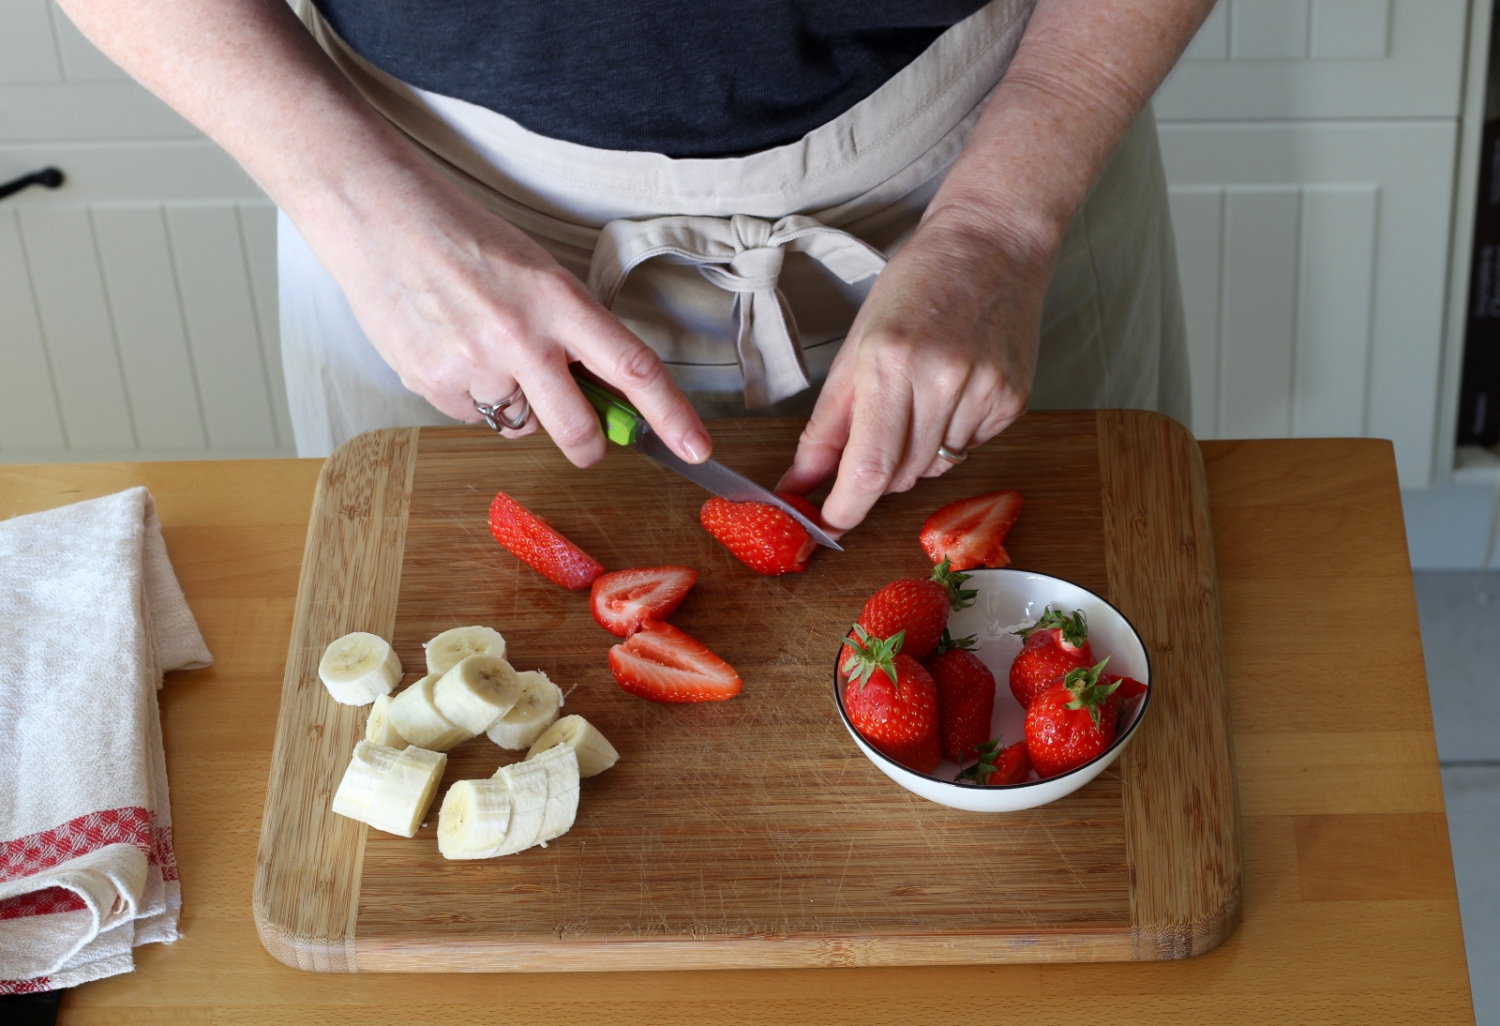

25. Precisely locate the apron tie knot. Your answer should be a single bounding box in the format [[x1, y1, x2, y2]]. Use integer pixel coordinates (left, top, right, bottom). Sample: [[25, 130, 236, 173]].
[[588, 213, 887, 408]]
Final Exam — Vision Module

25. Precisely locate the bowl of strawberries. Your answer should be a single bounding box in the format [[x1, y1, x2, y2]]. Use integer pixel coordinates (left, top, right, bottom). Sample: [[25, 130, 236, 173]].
[[833, 565, 1151, 813]]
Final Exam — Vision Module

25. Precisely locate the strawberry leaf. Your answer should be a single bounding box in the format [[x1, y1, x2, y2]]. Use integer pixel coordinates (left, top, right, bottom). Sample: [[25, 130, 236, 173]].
[[933, 627, 978, 656], [930, 558, 978, 610], [843, 624, 904, 694], [1062, 657, 1120, 727], [1013, 606, 1088, 646]]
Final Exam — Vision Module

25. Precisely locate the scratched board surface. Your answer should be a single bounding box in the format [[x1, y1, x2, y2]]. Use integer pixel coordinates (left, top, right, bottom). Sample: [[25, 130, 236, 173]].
[[254, 413, 1241, 971]]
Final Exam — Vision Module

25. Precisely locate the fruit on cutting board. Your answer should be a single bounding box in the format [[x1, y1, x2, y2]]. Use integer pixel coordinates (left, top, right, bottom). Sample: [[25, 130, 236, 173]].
[[920, 490, 1023, 571], [318, 631, 402, 705], [488, 491, 605, 590], [424, 625, 507, 675], [1024, 660, 1122, 778], [955, 737, 1033, 786], [699, 492, 825, 575], [527, 714, 619, 777], [437, 746, 583, 860], [852, 558, 976, 663], [840, 625, 941, 774], [364, 693, 407, 748], [608, 620, 743, 703], [388, 673, 475, 751], [1009, 607, 1095, 708], [486, 669, 564, 749], [433, 653, 522, 733], [330, 741, 447, 837], [925, 630, 995, 763], [590, 566, 697, 637]]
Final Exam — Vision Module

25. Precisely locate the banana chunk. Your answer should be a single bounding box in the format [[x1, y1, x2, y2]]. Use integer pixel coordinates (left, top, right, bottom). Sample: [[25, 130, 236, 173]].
[[318, 632, 402, 706], [437, 777, 513, 860], [364, 694, 407, 748], [424, 626, 507, 676], [388, 673, 474, 751], [433, 654, 521, 733], [486, 670, 563, 750], [526, 715, 618, 778], [494, 758, 549, 855], [331, 742, 446, 838], [531, 745, 580, 845]]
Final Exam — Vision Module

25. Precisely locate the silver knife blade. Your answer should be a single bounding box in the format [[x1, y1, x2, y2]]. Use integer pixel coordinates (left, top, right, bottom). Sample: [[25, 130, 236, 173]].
[[633, 427, 843, 550]]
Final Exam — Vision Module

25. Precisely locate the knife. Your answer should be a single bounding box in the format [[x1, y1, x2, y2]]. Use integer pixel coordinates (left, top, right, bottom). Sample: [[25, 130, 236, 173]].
[[573, 373, 842, 551]]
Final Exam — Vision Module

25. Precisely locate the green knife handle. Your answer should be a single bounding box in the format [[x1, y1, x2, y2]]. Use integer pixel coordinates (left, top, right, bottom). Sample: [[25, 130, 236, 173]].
[[573, 373, 643, 446]]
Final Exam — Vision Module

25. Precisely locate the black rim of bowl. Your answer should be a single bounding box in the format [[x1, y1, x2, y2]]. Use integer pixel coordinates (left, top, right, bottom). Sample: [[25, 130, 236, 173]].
[[830, 567, 1155, 790]]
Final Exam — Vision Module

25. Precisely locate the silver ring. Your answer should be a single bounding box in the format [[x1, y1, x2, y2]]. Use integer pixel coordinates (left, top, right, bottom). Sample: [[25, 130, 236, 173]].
[[474, 385, 530, 431], [937, 444, 968, 464]]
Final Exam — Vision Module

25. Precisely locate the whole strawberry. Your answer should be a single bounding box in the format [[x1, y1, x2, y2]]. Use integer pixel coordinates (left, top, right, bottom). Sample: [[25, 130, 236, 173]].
[[854, 559, 976, 663], [924, 629, 995, 763], [1008, 606, 1095, 708], [700, 492, 825, 575], [1024, 660, 1122, 778], [841, 626, 941, 774]]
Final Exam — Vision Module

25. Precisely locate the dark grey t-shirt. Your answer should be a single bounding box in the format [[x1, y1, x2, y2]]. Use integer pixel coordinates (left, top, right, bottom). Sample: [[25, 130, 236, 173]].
[[312, 1, 989, 157]]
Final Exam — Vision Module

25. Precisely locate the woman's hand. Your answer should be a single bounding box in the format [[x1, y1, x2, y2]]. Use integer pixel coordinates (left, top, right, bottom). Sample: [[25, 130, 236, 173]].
[[776, 206, 1055, 532]]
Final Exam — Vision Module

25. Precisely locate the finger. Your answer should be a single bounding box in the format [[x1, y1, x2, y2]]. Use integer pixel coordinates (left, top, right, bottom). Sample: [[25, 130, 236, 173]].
[[819, 370, 912, 532], [568, 307, 712, 464], [510, 356, 607, 468], [887, 373, 959, 494], [775, 371, 855, 495]]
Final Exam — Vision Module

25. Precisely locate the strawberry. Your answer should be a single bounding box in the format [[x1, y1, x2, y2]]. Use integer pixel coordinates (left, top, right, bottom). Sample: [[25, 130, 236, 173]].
[[699, 492, 825, 575], [840, 625, 941, 774], [488, 491, 605, 590], [924, 629, 995, 763], [852, 559, 976, 663], [1024, 660, 1122, 778], [1107, 674, 1148, 701], [590, 566, 698, 637], [1007, 606, 1095, 708], [955, 736, 1032, 785], [607, 620, 743, 703], [919, 490, 1023, 571]]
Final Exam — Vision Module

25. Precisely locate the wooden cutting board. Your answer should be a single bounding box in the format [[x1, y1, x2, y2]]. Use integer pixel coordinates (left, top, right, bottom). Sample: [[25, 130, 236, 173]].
[[253, 410, 1240, 972]]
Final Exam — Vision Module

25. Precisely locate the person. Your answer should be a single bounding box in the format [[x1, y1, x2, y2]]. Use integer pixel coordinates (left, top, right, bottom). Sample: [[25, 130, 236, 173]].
[[58, 0, 1213, 532]]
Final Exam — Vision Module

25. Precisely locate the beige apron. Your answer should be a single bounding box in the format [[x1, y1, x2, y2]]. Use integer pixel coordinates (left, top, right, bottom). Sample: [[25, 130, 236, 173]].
[[280, 0, 1189, 457]]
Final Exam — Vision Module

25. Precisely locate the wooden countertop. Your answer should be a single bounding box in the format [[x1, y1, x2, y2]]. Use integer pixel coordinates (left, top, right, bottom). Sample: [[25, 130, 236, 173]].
[[0, 436, 1475, 1025]]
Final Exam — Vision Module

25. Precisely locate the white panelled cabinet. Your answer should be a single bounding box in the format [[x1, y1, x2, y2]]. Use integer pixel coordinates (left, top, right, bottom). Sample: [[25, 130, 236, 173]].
[[1156, 0, 1478, 487]]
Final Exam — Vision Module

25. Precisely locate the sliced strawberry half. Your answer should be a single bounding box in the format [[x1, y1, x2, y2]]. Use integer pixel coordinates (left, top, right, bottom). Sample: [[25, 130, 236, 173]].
[[590, 566, 698, 637], [700, 491, 826, 576], [488, 491, 605, 590], [919, 490, 1023, 571], [608, 620, 743, 703]]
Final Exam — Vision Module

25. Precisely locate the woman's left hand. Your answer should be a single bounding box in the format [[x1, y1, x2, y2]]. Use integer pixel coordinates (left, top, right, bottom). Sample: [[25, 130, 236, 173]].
[[776, 206, 1057, 533]]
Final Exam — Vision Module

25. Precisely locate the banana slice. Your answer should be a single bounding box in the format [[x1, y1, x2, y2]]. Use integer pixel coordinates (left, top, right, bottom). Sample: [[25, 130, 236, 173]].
[[494, 758, 549, 855], [526, 715, 619, 778], [424, 626, 507, 676], [330, 740, 403, 821], [388, 673, 474, 751], [433, 654, 521, 734], [364, 745, 447, 837], [531, 745, 580, 845], [364, 694, 407, 748], [485, 670, 563, 750], [318, 632, 402, 706], [437, 777, 513, 860]]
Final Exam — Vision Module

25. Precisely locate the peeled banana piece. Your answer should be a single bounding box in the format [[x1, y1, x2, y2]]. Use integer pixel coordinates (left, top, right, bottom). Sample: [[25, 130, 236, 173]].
[[318, 632, 402, 706], [486, 670, 563, 750], [425, 625, 506, 675], [388, 673, 474, 751], [331, 741, 446, 838], [493, 757, 550, 855], [437, 777, 512, 860], [364, 694, 407, 748], [526, 715, 618, 778], [433, 654, 520, 733], [531, 745, 580, 845]]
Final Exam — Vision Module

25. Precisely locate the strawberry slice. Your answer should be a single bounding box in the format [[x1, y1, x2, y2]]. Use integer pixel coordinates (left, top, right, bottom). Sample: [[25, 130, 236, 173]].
[[919, 490, 1023, 571], [1107, 674, 1148, 701], [488, 491, 605, 590], [608, 620, 743, 703], [699, 491, 825, 575], [590, 566, 698, 637]]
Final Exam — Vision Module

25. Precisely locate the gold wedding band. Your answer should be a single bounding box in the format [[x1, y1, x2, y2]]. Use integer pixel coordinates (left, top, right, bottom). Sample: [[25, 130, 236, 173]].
[[937, 444, 968, 464], [475, 385, 530, 431]]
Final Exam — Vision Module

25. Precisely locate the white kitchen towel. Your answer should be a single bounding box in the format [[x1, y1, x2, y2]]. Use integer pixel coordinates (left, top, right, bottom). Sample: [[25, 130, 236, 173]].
[[0, 487, 211, 993]]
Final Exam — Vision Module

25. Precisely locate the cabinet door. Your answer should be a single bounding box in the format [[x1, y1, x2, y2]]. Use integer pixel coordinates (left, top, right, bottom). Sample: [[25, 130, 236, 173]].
[[1162, 121, 1456, 487]]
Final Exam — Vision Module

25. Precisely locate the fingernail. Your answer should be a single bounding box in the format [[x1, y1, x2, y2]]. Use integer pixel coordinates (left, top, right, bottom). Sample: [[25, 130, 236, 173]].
[[682, 431, 711, 463]]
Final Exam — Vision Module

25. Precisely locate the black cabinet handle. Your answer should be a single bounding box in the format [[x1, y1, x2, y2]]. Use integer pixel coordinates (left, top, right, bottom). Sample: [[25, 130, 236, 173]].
[[0, 167, 65, 202]]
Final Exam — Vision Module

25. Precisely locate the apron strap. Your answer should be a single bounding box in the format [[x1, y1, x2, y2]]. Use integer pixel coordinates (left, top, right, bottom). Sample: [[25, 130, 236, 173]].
[[588, 214, 887, 408]]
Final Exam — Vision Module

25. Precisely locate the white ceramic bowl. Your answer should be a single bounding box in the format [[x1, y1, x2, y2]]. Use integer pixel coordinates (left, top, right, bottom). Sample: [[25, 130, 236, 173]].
[[832, 568, 1152, 812]]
